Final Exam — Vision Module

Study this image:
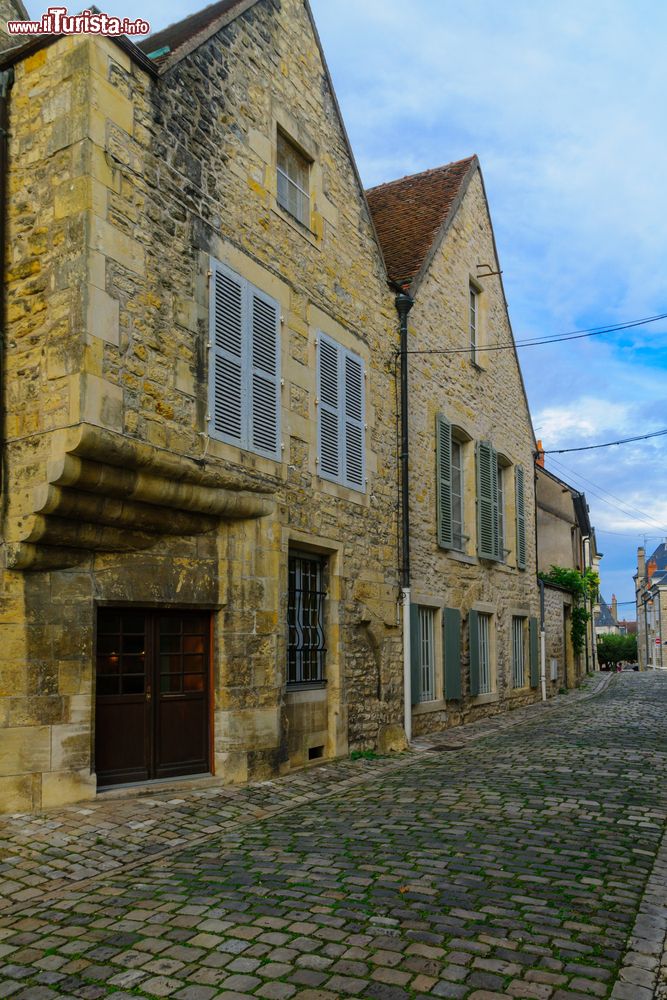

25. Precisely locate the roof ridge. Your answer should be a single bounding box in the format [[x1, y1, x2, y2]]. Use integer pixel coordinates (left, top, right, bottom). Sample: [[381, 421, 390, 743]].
[[365, 155, 477, 195]]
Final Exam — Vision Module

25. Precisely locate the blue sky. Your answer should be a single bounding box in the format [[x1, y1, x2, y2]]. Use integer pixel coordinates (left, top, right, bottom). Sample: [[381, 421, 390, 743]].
[[23, 0, 667, 613]]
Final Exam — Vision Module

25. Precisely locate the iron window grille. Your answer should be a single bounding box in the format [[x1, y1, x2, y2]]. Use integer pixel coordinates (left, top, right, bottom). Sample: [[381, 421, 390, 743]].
[[288, 552, 327, 684], [512, 616, 526, 688], [478, 612, 492, 694], [418, 606, 437, 702]]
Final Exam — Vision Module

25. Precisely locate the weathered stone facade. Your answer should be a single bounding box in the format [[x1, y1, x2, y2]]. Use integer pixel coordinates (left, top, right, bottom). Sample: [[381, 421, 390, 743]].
[[403, 167, 541, 735], [0, 0, 403, 811], [0, 0, 27, 54]]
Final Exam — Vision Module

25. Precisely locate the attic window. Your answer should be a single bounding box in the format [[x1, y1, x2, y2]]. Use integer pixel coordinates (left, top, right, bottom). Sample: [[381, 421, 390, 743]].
[[277, 131, 310, 227]]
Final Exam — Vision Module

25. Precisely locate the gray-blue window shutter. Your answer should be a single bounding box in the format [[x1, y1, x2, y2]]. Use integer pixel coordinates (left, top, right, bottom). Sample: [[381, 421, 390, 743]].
[[443, 607, 461, 699], [343, 349, 365, 491], [529, 616, 539, 687], [515, 465, 526, 569], [410, 603, 421, 705], [249, 287, 280, 459], [318, 335, 340, 480], [477, 442, 496, 559], [469, 609, 480, 696], [436, 415, 453, 548], [209, 261, 244, 445]]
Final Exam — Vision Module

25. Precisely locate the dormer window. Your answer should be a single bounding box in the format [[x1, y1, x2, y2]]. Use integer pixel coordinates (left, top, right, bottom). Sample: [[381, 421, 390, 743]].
[[277, 131, 310, 227]]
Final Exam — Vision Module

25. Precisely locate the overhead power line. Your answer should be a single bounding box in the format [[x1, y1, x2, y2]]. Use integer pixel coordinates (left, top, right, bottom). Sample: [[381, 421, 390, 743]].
[[547, 457, 667, 530], [401, 311, 667, 356], [542, 426, 667, 455]]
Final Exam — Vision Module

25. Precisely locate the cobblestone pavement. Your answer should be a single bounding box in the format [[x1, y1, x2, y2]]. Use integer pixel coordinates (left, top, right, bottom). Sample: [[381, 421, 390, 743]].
[[1, 671, 667, 999]]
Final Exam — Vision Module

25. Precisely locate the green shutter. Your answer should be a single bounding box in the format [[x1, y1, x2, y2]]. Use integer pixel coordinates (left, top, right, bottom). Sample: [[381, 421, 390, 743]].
[[515, 465, 526, 569], [410, 603, 421, 705], [436, 415, 453, 548], [529, 616, 539, 688], [469, 609, 480, 696], [443, 607, 462, 700], [477, 442, 498, 559]]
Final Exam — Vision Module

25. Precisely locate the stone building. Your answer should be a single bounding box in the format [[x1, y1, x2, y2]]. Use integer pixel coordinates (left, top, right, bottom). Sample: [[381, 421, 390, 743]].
[[0, 0, 404, 811], [0, 0, 27, 54], [636, 544, 667, 670], [535, 461, 599, 685], [366, 159, 542, 737]]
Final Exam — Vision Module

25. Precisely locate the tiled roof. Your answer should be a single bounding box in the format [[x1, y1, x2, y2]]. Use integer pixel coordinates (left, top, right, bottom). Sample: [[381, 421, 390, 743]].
[[647, 541, 667, 572], [137, 0, 248, 62], [595, 596, 618, 627], [365, 157, 477, 287]]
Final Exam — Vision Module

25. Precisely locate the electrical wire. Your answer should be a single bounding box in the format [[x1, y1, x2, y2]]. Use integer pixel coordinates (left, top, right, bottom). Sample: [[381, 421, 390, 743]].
[[542, 426, 667, 455], [547, 456, 667, 528], [400, 311, 667, 356]]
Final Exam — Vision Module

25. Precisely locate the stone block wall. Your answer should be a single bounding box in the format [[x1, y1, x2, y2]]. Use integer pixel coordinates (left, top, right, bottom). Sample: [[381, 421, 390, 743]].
[[0, 1, 403, 811]]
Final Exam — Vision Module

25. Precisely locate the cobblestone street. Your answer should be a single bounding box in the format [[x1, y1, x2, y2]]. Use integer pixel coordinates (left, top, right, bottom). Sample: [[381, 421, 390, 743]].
[[1, 672, 666, 1000]]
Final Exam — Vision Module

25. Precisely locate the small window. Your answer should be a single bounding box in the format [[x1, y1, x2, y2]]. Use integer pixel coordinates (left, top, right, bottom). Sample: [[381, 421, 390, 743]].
[[469, 283, 478, 363], [512, 616, 526, 688], [417, 606, 437, 703], [478, 612, 492, 694], [287, 553, 326, 685], [277, 131, 310, 227]]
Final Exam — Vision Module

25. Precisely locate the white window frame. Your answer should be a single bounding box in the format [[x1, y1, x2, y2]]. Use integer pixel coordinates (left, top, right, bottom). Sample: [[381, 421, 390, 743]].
[[469, 282, 478, 364], [478, 612, 492, 694], [277, 131, 311, 228], [317, 332, 366, 493], [451, 437, 464, 550], [418, 605, 437, 703]]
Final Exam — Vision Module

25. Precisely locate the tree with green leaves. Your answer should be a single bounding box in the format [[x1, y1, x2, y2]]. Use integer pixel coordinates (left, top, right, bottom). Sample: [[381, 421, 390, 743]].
[[539, 566, 600, 657], [596, 633, 638, 669]]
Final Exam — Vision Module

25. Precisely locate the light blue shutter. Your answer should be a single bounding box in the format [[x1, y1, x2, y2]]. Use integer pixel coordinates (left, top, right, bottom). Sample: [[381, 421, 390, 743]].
[[410, 603, 421, 705], [343, 349, 365, 491], [249, 287, 280, 459], [318, 335, 340, 480], [469, 609, 480, 696], [443, 607, 461, 699], [436, 415, 453, 548], [209, 261, 244, 445], [477, 442, 497, 559], [515, 465, 526, 569], [529, 616, 539, 687]]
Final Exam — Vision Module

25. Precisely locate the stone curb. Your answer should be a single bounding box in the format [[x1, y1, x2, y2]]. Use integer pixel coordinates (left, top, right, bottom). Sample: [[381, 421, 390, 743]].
[[0, 670, 617, 919]]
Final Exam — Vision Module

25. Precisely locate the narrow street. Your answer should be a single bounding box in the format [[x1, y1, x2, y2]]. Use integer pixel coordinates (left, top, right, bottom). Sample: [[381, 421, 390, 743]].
[[1, 672, 666, 1000]]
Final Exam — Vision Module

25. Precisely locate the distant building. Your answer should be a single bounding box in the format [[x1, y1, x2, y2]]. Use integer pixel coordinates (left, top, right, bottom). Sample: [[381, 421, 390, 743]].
[[594, 594, 620, 637], [636, 544, 667, 670]]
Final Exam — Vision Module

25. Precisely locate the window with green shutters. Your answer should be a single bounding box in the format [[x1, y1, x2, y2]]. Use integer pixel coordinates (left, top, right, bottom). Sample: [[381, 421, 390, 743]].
[[515, 465, 526, 569], [410, 604, 438, 704], [436, 415, 465, 550], [208, 258, 281, 460], [476, 441, 501, 560], [469, 609, 494, 696]]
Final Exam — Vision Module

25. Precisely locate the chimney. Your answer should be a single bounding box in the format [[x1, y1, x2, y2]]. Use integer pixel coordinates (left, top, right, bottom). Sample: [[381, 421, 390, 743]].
[[638, 546, 646, 581], [611, 594, 618, 621], [648, 558, 657, 583], [535, 439, 545, 468]]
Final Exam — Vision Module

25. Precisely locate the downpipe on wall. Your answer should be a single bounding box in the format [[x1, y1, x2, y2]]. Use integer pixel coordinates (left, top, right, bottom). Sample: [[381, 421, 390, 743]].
[[394, 288, 415, 743], [539, 576, 547, 701]]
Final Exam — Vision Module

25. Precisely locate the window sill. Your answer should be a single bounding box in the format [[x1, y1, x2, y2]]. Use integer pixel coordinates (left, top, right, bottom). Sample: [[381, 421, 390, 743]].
[[444, 549, 477, 566], [413, 698, 447, 715], [471, 691, 499, 706], [286, 681, 327, 692], [271, 204, 321, 249]]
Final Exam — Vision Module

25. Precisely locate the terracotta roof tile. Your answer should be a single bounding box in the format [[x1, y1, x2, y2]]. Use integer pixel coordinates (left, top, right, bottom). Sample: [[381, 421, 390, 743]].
[[137, 0, 247, 61], [366, 156, 477, 286]]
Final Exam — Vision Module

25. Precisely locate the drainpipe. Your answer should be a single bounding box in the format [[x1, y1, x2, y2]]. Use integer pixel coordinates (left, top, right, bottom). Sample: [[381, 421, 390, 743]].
[[0, 68, 13, 495], [539, 576, 547, 701], [395, 289, 414, 742]]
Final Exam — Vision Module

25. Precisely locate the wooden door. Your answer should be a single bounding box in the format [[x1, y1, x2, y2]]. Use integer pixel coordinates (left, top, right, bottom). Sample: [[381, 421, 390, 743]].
[[95, 608, 210, 787]]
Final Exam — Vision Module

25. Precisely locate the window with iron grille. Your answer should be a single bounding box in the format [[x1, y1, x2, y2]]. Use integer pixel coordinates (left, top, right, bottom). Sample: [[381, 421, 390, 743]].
[[277, 131, 311, 227], [287, 553, 326, 684], [512, 616, 526, 688]]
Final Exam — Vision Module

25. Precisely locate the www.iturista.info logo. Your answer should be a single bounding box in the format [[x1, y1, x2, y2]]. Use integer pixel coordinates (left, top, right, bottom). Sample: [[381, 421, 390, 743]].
[[6, 6, 150, 35]]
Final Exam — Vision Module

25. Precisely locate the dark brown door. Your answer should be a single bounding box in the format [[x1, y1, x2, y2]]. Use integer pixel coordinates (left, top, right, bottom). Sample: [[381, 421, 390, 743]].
[[95, 609, 210, 787]]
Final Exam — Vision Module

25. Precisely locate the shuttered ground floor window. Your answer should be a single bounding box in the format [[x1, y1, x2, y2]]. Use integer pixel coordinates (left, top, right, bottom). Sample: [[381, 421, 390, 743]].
[[418, 606, 437, 702], [512, 616, 526, 687], [478, 612, 492, 694], [287, 552, 326, 684]]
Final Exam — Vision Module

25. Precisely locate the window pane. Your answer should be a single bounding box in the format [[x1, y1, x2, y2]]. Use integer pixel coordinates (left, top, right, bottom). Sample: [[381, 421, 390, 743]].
[[418, 606, 436, 703], [287, 554, 326, 684], [277, 132, 310, 226], [478, 613, 491, 694], [452, 440, 463, 549]]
